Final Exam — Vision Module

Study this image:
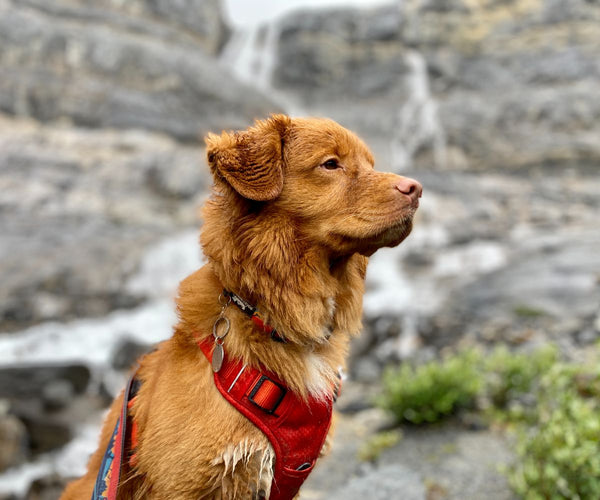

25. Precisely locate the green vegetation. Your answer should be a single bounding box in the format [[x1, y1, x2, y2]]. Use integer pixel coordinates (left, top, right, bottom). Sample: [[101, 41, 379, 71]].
[[378, 348, 482, 424], [513, 304, 549, 318], [376, 343, 600, 499], [509, 364, 600, 500], [484, 344, 557, 414], [358, 430, 402, 463]]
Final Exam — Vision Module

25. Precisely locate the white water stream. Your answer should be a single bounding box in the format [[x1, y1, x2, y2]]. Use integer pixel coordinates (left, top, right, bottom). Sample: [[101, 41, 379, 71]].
[[390, 49, 447, 172], [0, 231, 203, 496]]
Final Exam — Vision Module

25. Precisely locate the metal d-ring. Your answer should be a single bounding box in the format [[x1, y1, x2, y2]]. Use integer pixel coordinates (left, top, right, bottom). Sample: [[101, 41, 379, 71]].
[[218, 292, 232, 308], [212, 315, 230, 343]]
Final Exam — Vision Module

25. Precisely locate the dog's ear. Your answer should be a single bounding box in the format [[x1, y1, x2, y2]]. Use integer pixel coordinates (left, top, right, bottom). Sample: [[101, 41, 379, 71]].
[[205, 114, 291, 201]]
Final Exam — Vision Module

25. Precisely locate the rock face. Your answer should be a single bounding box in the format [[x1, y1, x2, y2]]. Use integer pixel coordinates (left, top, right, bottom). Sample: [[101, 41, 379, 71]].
[[0, 363, 97, 468], [273, 0, 600, 170], [275, 6, 430, 167], [0, 0, 284, 331], [0, 114, 209, 330], [0, 0, 280, 141]]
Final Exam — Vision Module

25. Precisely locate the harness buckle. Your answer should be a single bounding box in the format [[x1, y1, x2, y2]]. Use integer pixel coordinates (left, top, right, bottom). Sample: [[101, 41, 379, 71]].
[[248, 375, 287, 415]]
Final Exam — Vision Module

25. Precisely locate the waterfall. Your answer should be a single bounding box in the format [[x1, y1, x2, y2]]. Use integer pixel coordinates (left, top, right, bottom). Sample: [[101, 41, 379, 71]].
[[390, 49, 446, 171], [219, 22, 306, 115]]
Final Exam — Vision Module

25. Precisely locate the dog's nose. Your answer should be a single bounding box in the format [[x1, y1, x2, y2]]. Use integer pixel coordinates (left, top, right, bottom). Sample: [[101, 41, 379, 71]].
[[395, 177, 423, 204]]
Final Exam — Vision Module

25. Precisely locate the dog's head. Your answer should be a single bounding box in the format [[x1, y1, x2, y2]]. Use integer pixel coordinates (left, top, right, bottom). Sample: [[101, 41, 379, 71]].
[[205, 114, 421, 257]]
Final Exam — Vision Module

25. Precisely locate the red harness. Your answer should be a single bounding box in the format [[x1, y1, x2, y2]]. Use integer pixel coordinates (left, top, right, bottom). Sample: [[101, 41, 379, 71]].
[[197, 338, 334, 500], [93, 290, 335, 500]]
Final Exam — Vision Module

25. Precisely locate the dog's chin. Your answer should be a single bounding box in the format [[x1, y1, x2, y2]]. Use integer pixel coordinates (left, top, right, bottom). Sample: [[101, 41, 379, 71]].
[[355, 219, 414, 257], [327, 216, 414, 258]]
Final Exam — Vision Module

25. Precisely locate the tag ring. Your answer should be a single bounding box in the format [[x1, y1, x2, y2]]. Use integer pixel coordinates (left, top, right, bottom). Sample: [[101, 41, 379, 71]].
[[213, 316, 230, 344]]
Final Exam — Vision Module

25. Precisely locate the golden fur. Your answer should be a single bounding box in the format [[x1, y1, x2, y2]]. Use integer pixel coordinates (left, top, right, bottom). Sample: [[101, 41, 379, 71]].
[[61, 115, 421, 499]]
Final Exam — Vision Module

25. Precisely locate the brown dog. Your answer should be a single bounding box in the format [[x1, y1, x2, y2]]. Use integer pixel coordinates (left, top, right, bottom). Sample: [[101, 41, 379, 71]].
[[60, 115, 421, 499]]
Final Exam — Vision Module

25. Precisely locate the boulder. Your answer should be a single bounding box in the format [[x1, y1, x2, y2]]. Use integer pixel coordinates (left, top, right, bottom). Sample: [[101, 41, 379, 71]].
[[18, 409, 72, 455], [111, 338, 155, 370], [26, 473, 70, 500], [0, 364, 90, 400]]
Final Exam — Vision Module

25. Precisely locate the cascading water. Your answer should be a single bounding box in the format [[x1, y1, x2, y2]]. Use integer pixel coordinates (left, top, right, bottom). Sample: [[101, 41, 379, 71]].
[[219, 21, 306, 115], [390, 49, 447, 172]]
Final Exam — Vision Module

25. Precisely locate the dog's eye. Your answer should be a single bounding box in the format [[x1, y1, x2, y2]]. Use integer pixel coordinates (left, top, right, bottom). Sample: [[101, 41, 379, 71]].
[[322, 159, 339, 170]]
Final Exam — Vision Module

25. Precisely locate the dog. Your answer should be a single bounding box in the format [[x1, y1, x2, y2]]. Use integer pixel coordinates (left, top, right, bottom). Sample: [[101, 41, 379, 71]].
[[60, 114, 422, 500]]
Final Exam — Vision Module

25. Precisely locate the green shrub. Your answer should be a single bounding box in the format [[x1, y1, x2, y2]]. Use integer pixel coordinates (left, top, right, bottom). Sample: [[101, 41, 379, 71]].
[[376, 343, 600, 499], [509, 364, 600, 499], [484, 344, 558, 410], [378, 349, 483, 424]]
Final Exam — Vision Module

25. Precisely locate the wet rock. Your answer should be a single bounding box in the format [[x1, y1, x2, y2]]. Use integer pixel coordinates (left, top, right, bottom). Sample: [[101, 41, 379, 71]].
[[42, 380, 75, 411], [0, 409, 29, 472], [12, 400, 72, 455], [0, 364, 90, 400], [111, 338, 154, 370], [25, 473, 70, 500]]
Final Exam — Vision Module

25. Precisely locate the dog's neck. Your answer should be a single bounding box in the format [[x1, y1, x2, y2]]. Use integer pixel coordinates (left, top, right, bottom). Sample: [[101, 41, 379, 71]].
[[200, 193, 367, 347], [174, 193, 368, 396]]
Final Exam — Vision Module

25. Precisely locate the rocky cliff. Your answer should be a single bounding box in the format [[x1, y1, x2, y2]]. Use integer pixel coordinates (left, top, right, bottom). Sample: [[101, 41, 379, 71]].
[[0, 0, 280, 141], [274, 0, 600, 170], [0, 0, 283, 331]]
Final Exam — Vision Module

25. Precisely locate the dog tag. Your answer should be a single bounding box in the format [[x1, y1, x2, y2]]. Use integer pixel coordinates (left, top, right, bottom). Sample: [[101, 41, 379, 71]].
[[212, 343, 225, 373]]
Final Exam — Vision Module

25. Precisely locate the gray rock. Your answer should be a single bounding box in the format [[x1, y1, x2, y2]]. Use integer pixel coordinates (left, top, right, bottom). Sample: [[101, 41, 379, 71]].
[[26, 473, 70, 500], [329, 464, 425, 500], [42, 380, 75, 411], [14, 401, 72, 454], [0, 116, 206, 330], [0, 411, 28, 472], [0, 364, 90, 400], [273, 0, 600, 170], [275, 6, 405, 97], [14, 0, 229, 56], [380, 425, 516, 500], [111, 338, 154, 370], [434, 228, 600, 348], [0, 1, 280, 141]]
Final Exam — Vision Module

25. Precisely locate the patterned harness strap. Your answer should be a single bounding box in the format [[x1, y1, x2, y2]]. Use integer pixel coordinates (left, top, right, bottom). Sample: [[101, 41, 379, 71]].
[[91, 374, 139, 500]]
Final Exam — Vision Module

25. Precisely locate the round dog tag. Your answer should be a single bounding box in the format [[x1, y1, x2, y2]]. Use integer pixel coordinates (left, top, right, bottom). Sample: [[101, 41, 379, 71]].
[[212, 343, 224, 373]]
